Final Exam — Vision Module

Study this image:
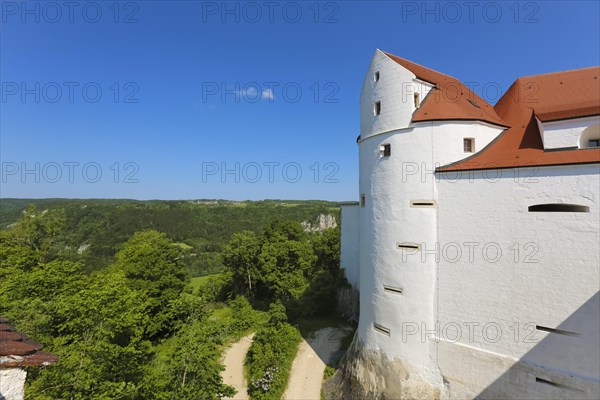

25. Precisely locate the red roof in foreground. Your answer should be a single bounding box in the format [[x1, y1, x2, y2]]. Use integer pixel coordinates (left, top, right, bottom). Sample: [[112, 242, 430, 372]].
[[0, 317, 58, 368], [382, 51, 600, 171]]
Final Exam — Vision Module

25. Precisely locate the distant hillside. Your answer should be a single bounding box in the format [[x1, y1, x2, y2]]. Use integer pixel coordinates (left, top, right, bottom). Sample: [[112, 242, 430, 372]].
[[0, 198, 341, 275]]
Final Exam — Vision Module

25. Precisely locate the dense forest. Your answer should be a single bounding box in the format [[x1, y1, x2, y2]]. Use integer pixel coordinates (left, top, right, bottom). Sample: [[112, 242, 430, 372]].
[[0, 199, 345, 399], [0, 198, 340, 276]]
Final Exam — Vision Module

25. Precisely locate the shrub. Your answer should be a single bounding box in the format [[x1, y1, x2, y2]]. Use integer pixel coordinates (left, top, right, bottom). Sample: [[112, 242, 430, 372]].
[[246, 303, 301, 400]]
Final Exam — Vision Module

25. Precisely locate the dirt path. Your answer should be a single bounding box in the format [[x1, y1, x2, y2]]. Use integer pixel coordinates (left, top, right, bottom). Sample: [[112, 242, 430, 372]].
[[283, 327, 351, 400], [222, 333, 254, 400]]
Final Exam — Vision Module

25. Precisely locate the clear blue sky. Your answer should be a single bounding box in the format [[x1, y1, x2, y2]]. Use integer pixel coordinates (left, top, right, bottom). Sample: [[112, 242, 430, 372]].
[[1, 0, 599, 201]]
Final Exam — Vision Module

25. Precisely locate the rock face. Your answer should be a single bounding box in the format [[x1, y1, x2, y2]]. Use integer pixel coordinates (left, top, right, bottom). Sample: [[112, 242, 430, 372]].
[[301, 214, 337, 232], [324, 336, 444, 400], [336, 285, 359, 320], [77, 243, 90, 255]]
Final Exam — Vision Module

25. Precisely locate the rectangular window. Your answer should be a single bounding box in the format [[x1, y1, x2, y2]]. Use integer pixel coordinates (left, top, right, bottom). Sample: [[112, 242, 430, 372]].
[[463, 138, 474, 153], [414, 93, 420, 108], [380, 143, 391, 157], [374, 101, 381, 116], [374, 71, 380, 82], [360, 194, 366, 207], [589, 139, 600, 147]]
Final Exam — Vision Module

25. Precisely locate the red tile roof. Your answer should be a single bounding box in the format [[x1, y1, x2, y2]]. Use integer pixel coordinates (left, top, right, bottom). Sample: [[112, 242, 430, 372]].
[[383, 51, 600, 171], [438, 66, 600, 171], [0, 317, 58, 368], [384, 52, 508, 127]]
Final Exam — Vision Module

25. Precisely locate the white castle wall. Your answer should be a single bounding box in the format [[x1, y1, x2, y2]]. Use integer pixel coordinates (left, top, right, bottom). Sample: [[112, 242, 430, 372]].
[[538, 116, 600, 149], [347, 49, 599, 399], [434, 164, 600, 398], [356, 50, 506, 390], [340, 204, 359, 289], [0, 368, 26, 400], [359, 49, 434, 139]]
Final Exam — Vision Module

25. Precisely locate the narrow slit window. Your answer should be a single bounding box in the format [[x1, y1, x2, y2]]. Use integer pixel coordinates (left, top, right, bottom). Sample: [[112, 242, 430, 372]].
[[528, 204, 589, 213], [410, 200, 436, 208], [380, 143, 391, 157], [535, 325, 580, 337], [373, 323, 390, 336], [535, 377, 583, 392], [463, 138, 474, 153], [374, 71, 380, 82], [414, 93, 420, 108], [396, 243, 420, 251], [383, 285, 403, 295], [360, 194, 366, 208], [374, 101, 381, 116]]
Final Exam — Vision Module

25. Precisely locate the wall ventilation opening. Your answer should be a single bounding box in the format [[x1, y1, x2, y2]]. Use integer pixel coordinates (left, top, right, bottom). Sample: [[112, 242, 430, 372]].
[[380, 143, 391, 157], [374, 71, 380, 82], [535, 325, 580, 337], [360, 194, 366, 208], [396, 243, 420, 251], [414, 93, 420, 108], [535, 377, 583, 392], [383, 285, 403, 295], [373, 323, 390, 336], [528, 204, 590, 213], [410, 200, 436, 208], [374, 101, 381, 116]]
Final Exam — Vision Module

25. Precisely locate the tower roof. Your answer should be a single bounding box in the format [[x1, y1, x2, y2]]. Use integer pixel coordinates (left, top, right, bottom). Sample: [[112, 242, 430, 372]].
[[381, 51, 600, 171], [383, 51, 508, 127]]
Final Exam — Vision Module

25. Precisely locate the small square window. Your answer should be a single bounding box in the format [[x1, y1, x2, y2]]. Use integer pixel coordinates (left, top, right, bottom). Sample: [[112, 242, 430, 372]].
[[374, 101, 381, 116], [360, 194, 366, 207], [374, 71, 380, 82], [414, 93, 420, 108], [588, 139, 600, 148], [463, 138, 474, 153], [380, 143, 391, 157]]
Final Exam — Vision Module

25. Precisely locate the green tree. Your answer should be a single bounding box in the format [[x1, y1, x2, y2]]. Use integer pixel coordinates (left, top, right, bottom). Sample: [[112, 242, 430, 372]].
[[312, 227, 340, 274], [112, 230, 189, 338], [27, 270, 152, 400], [258, 238, 317, 302], [267, 300, 288, 327], [140, 307, 236, 400], [222, 231, 260, 298]]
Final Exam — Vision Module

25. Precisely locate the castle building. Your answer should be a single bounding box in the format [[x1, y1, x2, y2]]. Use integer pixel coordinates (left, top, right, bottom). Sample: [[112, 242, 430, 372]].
[[339, 50, 600, 399]]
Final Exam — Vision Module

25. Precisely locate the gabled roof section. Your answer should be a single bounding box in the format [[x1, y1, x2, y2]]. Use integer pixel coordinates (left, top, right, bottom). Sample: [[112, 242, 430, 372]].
[[439, 66, 600, 171], [522, 67, 600, 122], [383, 51, 508, 127]]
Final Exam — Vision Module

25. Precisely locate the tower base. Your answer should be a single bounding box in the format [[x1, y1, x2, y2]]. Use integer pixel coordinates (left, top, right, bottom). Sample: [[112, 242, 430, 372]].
[[324, 334, 446, 400]]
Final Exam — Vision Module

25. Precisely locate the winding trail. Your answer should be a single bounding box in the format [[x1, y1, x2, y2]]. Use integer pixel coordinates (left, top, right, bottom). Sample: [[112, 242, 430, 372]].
[[283, 327, 351, 400], [222, 333, 255, 400]]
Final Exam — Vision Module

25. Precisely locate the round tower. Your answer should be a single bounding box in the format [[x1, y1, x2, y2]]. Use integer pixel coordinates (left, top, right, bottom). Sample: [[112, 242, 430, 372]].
[[355, 49, 445, 397]]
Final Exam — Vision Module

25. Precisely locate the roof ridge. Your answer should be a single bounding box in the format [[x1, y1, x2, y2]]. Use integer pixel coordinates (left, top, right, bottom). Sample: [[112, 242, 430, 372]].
[[515, 65, 600, 80], [381, 50, 457, 82]]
